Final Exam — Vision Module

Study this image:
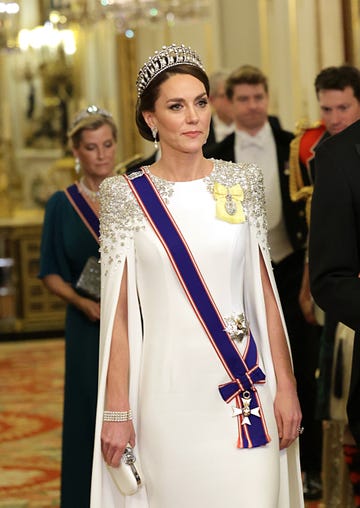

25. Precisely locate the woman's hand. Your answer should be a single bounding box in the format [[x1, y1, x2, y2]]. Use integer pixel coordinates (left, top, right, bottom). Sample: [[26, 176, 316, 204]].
[[42, 274, 100, 321], [274, 382, 302, 450], [101, 421, 136, 467], [77, 297, 100, 321]]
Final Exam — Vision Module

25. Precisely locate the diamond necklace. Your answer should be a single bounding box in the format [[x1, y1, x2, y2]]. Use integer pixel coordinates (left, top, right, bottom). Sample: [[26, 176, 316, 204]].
[[79, 177, 100, 202]]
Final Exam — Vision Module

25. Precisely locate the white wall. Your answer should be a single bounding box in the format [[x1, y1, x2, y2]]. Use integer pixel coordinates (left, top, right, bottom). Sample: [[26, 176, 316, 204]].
[[217, 0, 262, 69], [212, 0, 346, 131]]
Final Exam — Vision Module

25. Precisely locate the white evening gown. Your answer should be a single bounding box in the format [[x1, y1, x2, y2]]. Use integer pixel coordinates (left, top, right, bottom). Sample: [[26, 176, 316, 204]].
[[90, 160, 303, 508]]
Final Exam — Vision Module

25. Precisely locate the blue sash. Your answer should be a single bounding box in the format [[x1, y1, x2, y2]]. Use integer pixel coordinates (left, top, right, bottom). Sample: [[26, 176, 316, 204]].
[[65, 183, 100, 243], [125, 171, 270, 449]]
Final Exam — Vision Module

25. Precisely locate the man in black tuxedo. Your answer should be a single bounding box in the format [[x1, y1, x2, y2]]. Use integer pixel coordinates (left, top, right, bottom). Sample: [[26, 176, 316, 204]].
[[205, 64, 322, 498], [310, 119, 360, 448]]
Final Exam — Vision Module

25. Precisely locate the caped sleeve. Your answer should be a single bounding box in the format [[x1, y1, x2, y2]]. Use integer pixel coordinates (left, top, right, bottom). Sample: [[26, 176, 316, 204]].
[[91, 175, 147, 507], [39, 191, 72, 282], [99, 174, 146, 279]]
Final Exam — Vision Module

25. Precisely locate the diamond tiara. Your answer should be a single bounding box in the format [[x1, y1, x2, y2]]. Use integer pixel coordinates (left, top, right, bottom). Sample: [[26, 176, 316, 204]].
[[68, 105, 113, 137], [136, 43, 205, 98], [71, 105, 112, 127]]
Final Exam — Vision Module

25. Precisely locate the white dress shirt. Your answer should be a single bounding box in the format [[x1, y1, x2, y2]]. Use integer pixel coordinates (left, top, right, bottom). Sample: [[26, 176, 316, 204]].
[[234, 122, 293, 263], [212, 114, 235, 142]]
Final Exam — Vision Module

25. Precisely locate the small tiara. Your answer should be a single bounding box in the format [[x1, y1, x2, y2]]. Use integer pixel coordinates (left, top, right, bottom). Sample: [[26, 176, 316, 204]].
[[70, 105, 112, 128], [136, 43, 205, 98]]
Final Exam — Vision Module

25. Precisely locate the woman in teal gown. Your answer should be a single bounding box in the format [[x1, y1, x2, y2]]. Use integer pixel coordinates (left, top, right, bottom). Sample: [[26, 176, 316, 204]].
[[39, 105, 117, 508]]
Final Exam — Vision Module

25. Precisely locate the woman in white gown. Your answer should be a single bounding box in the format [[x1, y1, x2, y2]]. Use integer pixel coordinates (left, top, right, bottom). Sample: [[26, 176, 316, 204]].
[[91, 44, 304, 508]]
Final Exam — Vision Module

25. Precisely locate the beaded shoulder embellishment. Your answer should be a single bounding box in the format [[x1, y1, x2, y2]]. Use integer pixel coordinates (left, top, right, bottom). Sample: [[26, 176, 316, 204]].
[[99, 161, 268, 273], [205, 159, 268, 252], [99, 170, 174, 272]]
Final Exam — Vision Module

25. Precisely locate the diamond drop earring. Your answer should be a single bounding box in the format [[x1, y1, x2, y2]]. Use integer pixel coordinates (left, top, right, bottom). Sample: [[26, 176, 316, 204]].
[[75, 157, 81, 174], [151, 127, 159, 150]]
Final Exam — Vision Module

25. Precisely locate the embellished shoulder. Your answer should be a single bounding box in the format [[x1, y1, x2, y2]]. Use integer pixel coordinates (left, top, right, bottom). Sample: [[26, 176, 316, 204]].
[[99, 174, 146, 271], [205, 159, 268, 252]]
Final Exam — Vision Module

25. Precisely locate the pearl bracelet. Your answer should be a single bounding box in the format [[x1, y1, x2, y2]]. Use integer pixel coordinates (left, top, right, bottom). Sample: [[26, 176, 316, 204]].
[[103, 410, 133, 422]]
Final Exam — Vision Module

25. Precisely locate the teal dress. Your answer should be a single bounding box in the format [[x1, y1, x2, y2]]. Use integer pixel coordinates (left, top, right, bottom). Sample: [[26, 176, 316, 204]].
[[39, 191, 99, 508]]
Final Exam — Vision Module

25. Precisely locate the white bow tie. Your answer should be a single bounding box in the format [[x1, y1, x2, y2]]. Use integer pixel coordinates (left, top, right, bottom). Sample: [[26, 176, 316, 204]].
[[239, 137, 263, 150]]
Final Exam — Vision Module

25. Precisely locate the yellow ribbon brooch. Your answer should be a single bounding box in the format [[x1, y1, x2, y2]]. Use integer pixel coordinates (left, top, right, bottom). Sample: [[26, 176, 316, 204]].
[[213, 182, 245, 224]]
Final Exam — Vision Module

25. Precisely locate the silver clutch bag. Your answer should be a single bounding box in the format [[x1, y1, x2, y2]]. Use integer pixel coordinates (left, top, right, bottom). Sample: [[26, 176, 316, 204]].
[[75, 256, 100, 301], [107, 445, 144, 496]]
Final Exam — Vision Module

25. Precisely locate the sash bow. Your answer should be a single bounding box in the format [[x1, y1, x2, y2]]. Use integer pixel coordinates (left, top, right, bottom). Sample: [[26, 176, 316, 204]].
[[218, 365, 266, 403]]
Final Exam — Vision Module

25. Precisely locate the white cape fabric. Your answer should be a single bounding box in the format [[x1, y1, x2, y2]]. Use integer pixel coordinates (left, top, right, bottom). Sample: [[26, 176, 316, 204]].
[[91, 160, 303, 508]]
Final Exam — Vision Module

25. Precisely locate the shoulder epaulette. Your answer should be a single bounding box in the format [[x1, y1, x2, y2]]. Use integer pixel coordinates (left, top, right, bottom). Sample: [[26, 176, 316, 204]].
[[289, 120, 326, 225], [298, 122, 326, 166]]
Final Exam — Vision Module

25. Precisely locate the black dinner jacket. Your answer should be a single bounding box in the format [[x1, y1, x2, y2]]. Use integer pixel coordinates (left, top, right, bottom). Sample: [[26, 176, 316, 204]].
[[203, 119, 307, 252], [309, 118, 360, 445]]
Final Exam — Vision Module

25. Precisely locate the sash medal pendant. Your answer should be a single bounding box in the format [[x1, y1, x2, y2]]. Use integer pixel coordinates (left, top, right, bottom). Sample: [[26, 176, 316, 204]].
[[232, 391, 261, 426]]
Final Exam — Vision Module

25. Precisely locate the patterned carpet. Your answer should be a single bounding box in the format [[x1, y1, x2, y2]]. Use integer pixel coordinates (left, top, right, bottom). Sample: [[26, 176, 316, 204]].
[[0, 339, 64, 508], [0, 338, 325, 508]]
